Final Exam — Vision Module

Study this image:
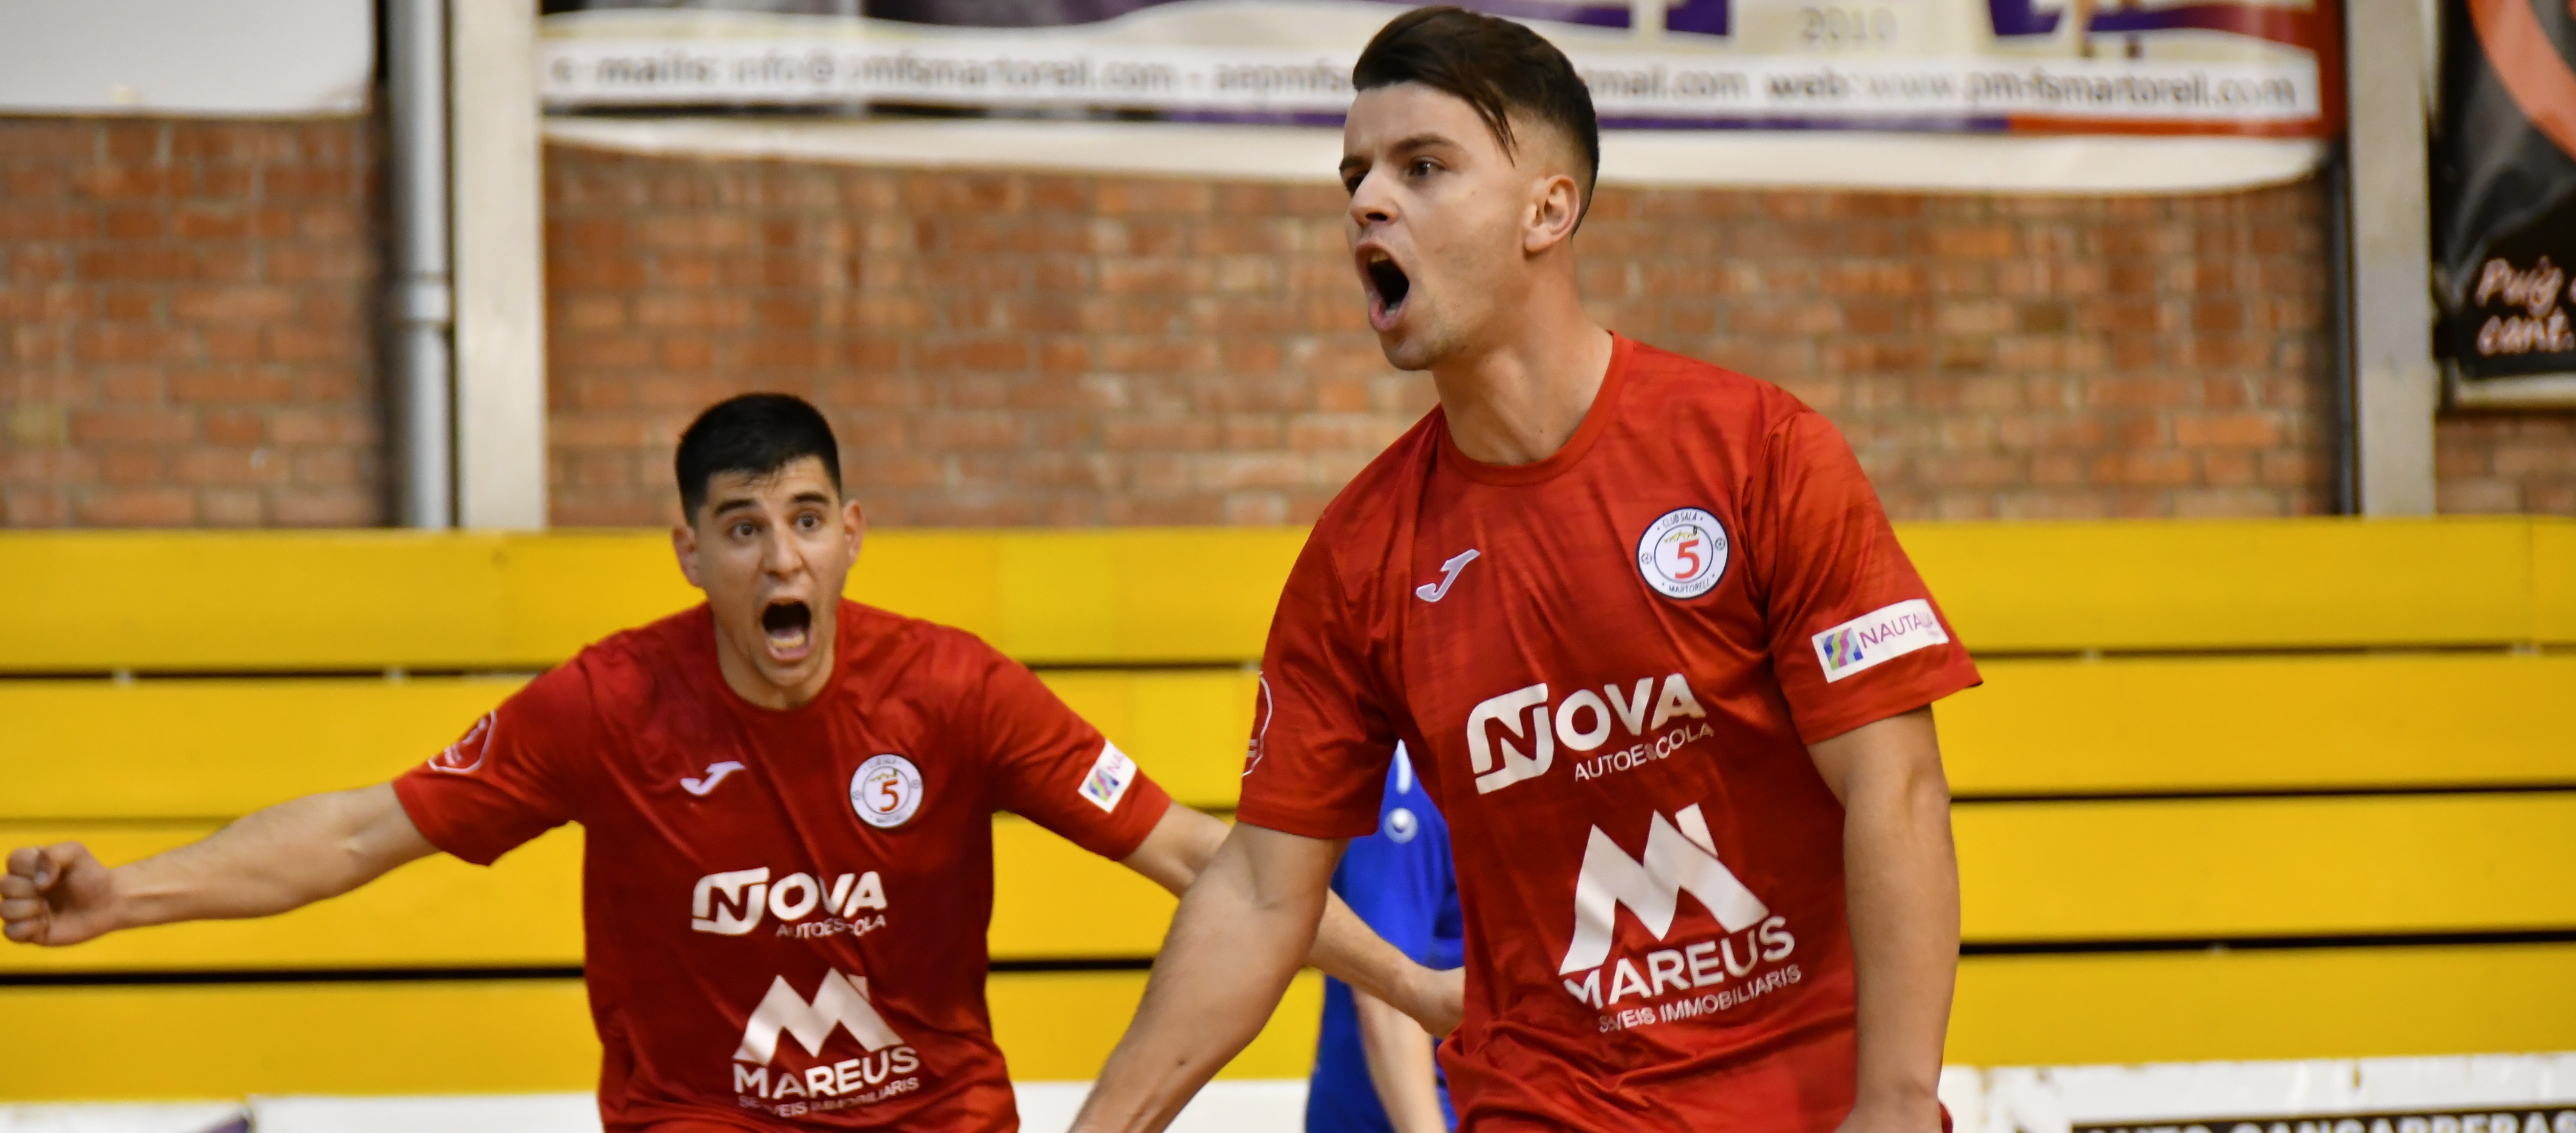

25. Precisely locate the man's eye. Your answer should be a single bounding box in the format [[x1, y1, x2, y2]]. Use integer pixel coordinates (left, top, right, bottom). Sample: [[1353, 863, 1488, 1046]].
[[1342, 173, 1364, 195], [1409, 158, 1436, 177], [733, 522, 756, 538], [798, 514, 820, 529]]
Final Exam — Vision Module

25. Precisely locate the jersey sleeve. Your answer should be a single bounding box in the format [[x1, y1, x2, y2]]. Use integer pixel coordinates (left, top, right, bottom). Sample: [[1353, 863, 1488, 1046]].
[[1233, 535, 1399, 841], [972, 645, 1172, 862], [390, 662, 594, 867], [1748, 410, 1982, 743]]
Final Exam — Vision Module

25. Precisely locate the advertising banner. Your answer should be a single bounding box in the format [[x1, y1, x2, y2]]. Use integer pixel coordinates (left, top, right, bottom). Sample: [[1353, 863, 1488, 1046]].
[[538, 0, 2339, 136], [2434, 0, 2576, 402]]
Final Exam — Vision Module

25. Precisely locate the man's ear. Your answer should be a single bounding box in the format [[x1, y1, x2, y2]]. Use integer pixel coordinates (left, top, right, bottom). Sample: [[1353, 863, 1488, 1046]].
[[1525, 170, 1583, 255], [672, 517, 706, 589], [842, 499, 866, 563]]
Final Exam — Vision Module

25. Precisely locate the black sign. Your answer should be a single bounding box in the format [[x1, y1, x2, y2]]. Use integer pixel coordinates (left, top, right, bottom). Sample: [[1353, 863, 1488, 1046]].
[[2079, 1104, 2576, 1133], [2432, 0, 2576, 384]]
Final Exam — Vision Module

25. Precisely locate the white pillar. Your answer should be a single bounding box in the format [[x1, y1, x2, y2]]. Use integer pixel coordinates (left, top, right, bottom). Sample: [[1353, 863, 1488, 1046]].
[[2342, 0, 2440, 515], [450, 0, 550, 530]]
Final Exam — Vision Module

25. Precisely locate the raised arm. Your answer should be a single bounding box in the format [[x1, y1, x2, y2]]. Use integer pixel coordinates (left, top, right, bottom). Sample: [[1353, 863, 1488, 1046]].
[[1121, 805, 1461, 1035], [1084, 822, 1344, 1133], [1806, 707, 1957, 1133], [1, 782, 437, 947]]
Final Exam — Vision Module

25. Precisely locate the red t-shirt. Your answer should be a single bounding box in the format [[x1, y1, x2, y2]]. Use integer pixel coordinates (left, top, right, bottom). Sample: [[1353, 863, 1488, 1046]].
[[394, 601, 1172, 1133], [1236, 336, 1979, 1133]]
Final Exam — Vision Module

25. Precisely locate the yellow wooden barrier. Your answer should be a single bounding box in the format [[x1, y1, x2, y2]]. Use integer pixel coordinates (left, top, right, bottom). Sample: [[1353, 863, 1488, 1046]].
[[2, 520, 2569, 673], [13, 792, 2575, 975], [1949, 942, 2576, 1065], [0, 971, 1325, 1102], [4, 943, 2568, 1100], [6, 654, 2570, 825]]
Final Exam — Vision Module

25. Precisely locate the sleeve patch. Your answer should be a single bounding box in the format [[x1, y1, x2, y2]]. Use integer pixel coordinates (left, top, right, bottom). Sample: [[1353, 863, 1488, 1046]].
[[1812, 599, 1949, 683], [1078, 741, 1139, 814]]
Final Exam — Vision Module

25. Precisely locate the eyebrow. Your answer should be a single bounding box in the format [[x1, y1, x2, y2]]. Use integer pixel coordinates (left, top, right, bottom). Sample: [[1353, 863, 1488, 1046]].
[[1342, 130, 1465, 177]]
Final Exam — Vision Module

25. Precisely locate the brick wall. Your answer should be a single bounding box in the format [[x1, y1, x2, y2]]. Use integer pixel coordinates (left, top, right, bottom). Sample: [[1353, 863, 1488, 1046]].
[[2437, 415, 2576, 514], [4, 119, 2569, 529], [545, 145, 2355, 526], [0, 117, 384, 527]]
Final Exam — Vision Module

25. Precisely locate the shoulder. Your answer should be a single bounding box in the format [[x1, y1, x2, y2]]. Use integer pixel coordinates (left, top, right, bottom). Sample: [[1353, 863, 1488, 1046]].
[[835, 599, 1015, 689], [1299, 410, 1443, 590], [550, 606, 712, 711], [1620, 339, 1813, 434]]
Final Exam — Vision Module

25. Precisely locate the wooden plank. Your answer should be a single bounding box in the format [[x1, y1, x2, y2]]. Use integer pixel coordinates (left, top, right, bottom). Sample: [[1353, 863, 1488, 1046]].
[[0, 971, 1323, 1102], [1955, 793, 2576, 941], [0, 528, 1305, 673], [0, 979, 601, 1100], [987, 970, 1323, 1082], [0, 673, 1250, 823], [1903, 517, 2540, 652], [13, 792, 2574, 973], [991, 816, 1177, 960], [15, 656, 2570, 824], [1036, 669, 1255, 810], [1, 943, 2565, 1101], [0, 679, 522, 821], [0, 520, 2563, 674], [1942, 654, 2576, 796], [1950, 943, 2576, 1065], [2537, 519, 2576, 644], [0, 823, 584, 973]]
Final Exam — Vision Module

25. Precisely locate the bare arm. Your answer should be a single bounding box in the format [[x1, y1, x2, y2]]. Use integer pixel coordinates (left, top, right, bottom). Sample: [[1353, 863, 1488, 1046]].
[[1806, 707, 1957, 1133], [1, 782, 438, 946], [1082, 823, 1343, 1133], [1355, 986, 1449, 1133], [1121, 805, 1461, 1035]]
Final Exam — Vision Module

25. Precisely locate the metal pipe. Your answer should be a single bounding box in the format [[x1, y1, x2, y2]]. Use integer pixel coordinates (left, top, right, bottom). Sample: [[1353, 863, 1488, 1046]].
[[2324, 141, 2357, 515], [387, 0, 453, 529]]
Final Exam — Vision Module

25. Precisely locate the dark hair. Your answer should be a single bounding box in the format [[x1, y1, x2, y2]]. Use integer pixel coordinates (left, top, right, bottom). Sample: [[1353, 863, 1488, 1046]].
[[1353, 7, 1601, 215], [673, 393, 842, 519]]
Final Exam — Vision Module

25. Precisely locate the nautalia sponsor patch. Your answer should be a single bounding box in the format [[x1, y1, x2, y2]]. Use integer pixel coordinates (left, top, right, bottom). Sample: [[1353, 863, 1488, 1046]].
[[1811, 599, 1948, 682]]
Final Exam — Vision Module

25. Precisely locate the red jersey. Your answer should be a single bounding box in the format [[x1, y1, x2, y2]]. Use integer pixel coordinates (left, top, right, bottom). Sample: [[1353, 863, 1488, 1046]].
[[1236, 336, 1979, 1132], [394, 601, 1171, 1132]]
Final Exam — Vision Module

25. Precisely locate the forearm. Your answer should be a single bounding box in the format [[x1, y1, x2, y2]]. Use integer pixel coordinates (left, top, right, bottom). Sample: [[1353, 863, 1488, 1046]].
[[1126, 806, 1455, 1032], [1839, 742, 1959, 1116], [1079, 828, 1335, 1133], [1355, 988, 1448, 1133], [108, 784, 433, 931]]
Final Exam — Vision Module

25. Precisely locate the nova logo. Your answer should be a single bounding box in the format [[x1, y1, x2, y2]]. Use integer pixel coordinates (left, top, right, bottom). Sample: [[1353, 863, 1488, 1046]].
[[1465, 675, 1708, 795], [692, 867, 888, 936], [734, 969, 904, 1065]]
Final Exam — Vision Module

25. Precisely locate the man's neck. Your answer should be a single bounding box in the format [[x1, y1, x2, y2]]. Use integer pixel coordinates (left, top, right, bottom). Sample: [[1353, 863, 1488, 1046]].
[[1429, 295, 1615, 467]]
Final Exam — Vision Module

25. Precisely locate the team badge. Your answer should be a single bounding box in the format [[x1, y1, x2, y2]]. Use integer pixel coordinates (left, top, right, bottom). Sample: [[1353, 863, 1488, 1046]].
[[1635, 508, 1728, 600], [850, 754, 924, 829]]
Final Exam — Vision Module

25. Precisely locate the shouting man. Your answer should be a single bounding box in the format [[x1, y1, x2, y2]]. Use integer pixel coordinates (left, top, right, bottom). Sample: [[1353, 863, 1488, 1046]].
[[1075, 9, 1978, 1133], [3, 394, 1457, 1132]]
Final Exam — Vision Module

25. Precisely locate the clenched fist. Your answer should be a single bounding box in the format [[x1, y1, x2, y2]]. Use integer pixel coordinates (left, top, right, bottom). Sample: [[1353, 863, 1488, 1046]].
[[2, 842, 118, 946]]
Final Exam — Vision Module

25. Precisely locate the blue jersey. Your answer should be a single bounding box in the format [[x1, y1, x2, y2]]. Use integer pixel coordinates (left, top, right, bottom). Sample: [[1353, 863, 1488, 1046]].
[[1306, 746, 1462, 1133]]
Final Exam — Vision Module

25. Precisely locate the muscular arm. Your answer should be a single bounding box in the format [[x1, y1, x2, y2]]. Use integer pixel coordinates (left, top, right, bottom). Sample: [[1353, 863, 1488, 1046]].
[[1084, 823, 1343, 1133], [1355, 987, 1449, 1133], [2, 783, 438, 946], [1122, 805, 1461, 1035], [1806, 707, 1958, 1133]]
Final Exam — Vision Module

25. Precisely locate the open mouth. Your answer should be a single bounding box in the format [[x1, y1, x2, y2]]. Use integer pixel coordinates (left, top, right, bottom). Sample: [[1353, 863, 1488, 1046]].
[[1362, 250, 1411, 331], [760, 599, 814, 661]]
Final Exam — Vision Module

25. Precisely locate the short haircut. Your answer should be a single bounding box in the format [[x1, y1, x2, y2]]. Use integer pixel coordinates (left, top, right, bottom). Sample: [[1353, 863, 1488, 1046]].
[[673, 393, 842, 520], [1352, 6, 1601, 214]]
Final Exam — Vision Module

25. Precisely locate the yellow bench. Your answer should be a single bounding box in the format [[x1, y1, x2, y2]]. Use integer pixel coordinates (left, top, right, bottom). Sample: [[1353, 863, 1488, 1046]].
[[0, 519, 2570, 1100]]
